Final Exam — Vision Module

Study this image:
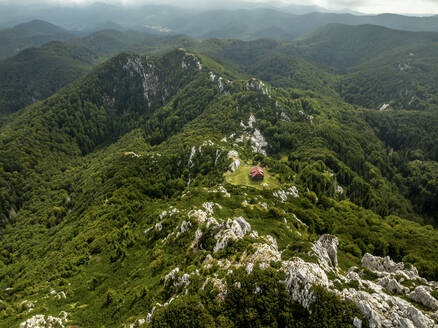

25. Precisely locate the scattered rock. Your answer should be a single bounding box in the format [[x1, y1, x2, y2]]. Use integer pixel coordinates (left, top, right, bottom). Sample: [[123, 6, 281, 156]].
[[408, 286, 438, 310], [273, 186, 299, 202], [164, 268, 190, 288], [188, 146, 196, 168], [362, 253, 420, 280], [155, 222, 162, 231], [20, 300, 35, 312], [19, 312, 68, 328], [177, 220, 192, 236], [378, 276, 409, 295], [213, 217, 251, 253], [379, 104, 390, 111], [250, 129, 267, 155], [246, 78, 269, 95], [312, 235, 339, 271], [282, 258, 330, 309], [280, 111, 291, 122], [353, 317, 362, 328], [227, 150, 240, 172], [124, 151, 141, 158]]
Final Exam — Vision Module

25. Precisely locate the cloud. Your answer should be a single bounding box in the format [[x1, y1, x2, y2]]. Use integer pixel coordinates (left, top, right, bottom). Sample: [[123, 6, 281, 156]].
[[302, 0, 438, 14], [0, 0, 437, 14]]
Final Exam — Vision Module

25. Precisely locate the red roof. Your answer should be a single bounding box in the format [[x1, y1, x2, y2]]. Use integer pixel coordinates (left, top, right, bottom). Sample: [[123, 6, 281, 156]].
[[250, 166, 264, 177]]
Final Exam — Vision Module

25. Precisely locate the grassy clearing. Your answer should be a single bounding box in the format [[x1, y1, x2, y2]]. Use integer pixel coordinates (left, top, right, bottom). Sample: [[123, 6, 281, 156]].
[[224, 163, 281, 190]]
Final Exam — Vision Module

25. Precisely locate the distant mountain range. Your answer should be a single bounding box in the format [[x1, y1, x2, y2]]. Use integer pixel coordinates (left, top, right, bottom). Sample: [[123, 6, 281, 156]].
[[1, 2, 438, 40], [3, 21, 438, 117], [0, 20, 74, 60]]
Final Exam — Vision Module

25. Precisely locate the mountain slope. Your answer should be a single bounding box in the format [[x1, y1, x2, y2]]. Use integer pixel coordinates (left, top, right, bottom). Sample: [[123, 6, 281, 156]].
[[1, 49, 438, 327], [0, 41, 97, 115], [5, 4, 438, 41], [0, 20, 74, 60], [246, 54, 338, 97], [3, 22, 438, 118], [288, 23, 438, 69], [341, 42, 438, 110], [0, 30, 199, 115]]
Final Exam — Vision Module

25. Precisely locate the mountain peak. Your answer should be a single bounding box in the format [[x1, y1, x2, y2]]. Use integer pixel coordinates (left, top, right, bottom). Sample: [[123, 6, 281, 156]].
[[14, 19, 68, 33]]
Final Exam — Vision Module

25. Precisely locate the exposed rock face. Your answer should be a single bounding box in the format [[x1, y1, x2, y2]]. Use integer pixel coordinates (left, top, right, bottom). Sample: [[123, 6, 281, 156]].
[[378, 276, 409, 295], [135, 200, 438, 328], [273, 186, 299, 202], [250, 129, 268, 155], [244, 235, 281, 267], [338, 253, 438, 328], [362, 253, 404, 273], [362, 253, 423, 281], [312, 235, 339, 271], [408, 286, 438, 310], [248, 114, 256, 128], [188, 203, 221, 243], [213, 217, 251, 253], [177, 220, 192, 236], [340, 279, 437, 328], [188, 146, 196, 168], [19, 312, 68, 328], [235, 114, 268, 155], [123, 55, 159, 107], [227, 150, 240, 172], [209, 71, 230, 93], [49, 289, 66, 300], [246, 78, 269, 96], [379, 103, 390, 111], [181, 54, 202, 71], [353, 317, 363, 328], [282, 258, 330, 309]]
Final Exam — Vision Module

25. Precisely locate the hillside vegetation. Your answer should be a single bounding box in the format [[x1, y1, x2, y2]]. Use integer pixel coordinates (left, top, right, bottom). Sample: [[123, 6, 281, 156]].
[[4, 23, 438, 116], [0, 20, 73, 60], [0, 41, 98, 115], [0, 48, 438, 327], [1, 18, 438, 328]]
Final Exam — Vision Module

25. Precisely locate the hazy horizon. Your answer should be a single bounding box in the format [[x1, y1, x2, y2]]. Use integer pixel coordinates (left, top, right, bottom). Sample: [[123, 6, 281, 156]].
[[0, 0, 437, 16]]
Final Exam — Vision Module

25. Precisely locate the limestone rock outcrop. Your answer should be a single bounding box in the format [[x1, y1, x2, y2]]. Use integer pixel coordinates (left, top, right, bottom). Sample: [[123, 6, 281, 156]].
[[408, 286, 438, 310], [19, 312, 68, 328], [312, 234, 339, 271]]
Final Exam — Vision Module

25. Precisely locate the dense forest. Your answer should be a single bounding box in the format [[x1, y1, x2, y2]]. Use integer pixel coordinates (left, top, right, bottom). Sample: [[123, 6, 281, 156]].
[[0, 17, 438, 328]]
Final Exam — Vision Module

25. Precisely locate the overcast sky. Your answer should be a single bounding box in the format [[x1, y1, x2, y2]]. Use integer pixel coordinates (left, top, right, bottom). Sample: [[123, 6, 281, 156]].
[[1, 0, 437, 15]]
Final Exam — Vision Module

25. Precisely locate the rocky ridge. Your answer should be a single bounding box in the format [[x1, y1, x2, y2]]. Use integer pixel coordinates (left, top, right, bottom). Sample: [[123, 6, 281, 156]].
[[126, 198, 438, 328]]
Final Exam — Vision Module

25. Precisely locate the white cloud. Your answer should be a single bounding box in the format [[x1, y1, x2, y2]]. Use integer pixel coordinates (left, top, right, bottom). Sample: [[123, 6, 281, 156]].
[[317, 0, 438, 14], [1, 0, 437, 15]]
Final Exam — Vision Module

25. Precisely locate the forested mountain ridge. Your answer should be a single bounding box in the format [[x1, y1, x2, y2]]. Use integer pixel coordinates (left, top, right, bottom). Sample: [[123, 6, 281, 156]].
[[1, 47, 438, 328], [4, 23, 438, 118], [0, 41, 98, 115], [290, 23, 438, 69], [0, 30, 200, 116], [341, 42, 438, 111], [5, 3, 438, 41], [0, 20, 73, 60]]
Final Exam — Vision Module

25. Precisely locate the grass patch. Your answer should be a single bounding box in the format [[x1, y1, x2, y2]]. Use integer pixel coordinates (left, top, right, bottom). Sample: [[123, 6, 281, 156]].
[[337, 250, 360, 272], [224, 163, 280, 190]]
